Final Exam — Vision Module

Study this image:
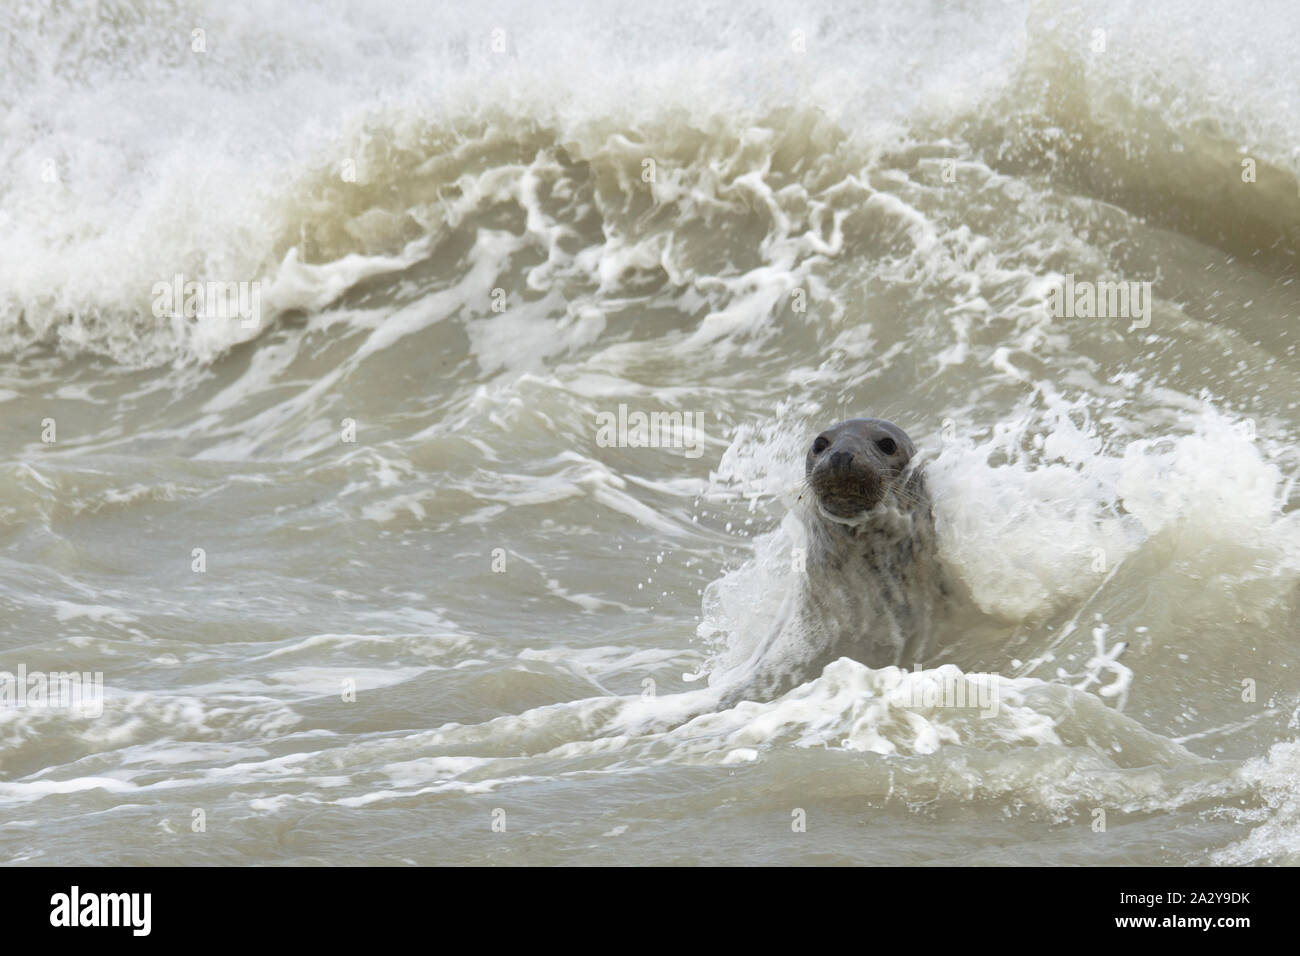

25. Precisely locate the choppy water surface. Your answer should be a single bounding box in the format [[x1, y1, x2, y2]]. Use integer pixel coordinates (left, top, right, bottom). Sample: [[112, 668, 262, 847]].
[[1, 0, 1298, 865]]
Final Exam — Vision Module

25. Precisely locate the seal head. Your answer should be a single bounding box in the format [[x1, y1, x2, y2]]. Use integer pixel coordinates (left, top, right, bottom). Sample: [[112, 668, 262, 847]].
[[805, 418, 919, 525]]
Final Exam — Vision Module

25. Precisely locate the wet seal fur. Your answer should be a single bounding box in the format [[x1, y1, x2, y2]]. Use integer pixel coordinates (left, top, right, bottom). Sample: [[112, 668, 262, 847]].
[[718, 417, 948, 704]]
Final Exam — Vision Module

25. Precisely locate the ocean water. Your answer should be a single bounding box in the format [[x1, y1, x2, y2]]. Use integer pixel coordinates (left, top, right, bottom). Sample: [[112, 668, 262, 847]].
[[1, 0, 1298, 865]]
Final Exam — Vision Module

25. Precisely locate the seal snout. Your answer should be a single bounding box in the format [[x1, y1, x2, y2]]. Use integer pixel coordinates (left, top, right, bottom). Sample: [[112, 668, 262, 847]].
[[810, 453, 884, 519]]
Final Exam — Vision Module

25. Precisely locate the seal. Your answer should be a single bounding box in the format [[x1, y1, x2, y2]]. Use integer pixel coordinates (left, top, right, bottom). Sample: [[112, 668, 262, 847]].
[[716, 417, 947, 703]]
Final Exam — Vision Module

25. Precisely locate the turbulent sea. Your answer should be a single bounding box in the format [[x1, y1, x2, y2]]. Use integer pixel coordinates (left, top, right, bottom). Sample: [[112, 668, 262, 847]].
[[1, 0, 1299, 865]]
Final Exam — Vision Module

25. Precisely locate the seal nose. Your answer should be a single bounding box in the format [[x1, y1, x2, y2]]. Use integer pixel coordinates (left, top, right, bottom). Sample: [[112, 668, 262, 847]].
[[828, 450, 853, 471]]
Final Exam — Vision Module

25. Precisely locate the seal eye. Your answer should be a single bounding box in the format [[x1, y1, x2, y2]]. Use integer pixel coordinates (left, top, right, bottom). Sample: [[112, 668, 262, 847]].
[[812, 436, 830, 455], [876, 438, 897, 455]]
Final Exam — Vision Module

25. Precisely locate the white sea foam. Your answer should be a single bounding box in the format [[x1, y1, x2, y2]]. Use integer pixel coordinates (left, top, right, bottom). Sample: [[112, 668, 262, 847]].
[[4, 0, 1296, 366]]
